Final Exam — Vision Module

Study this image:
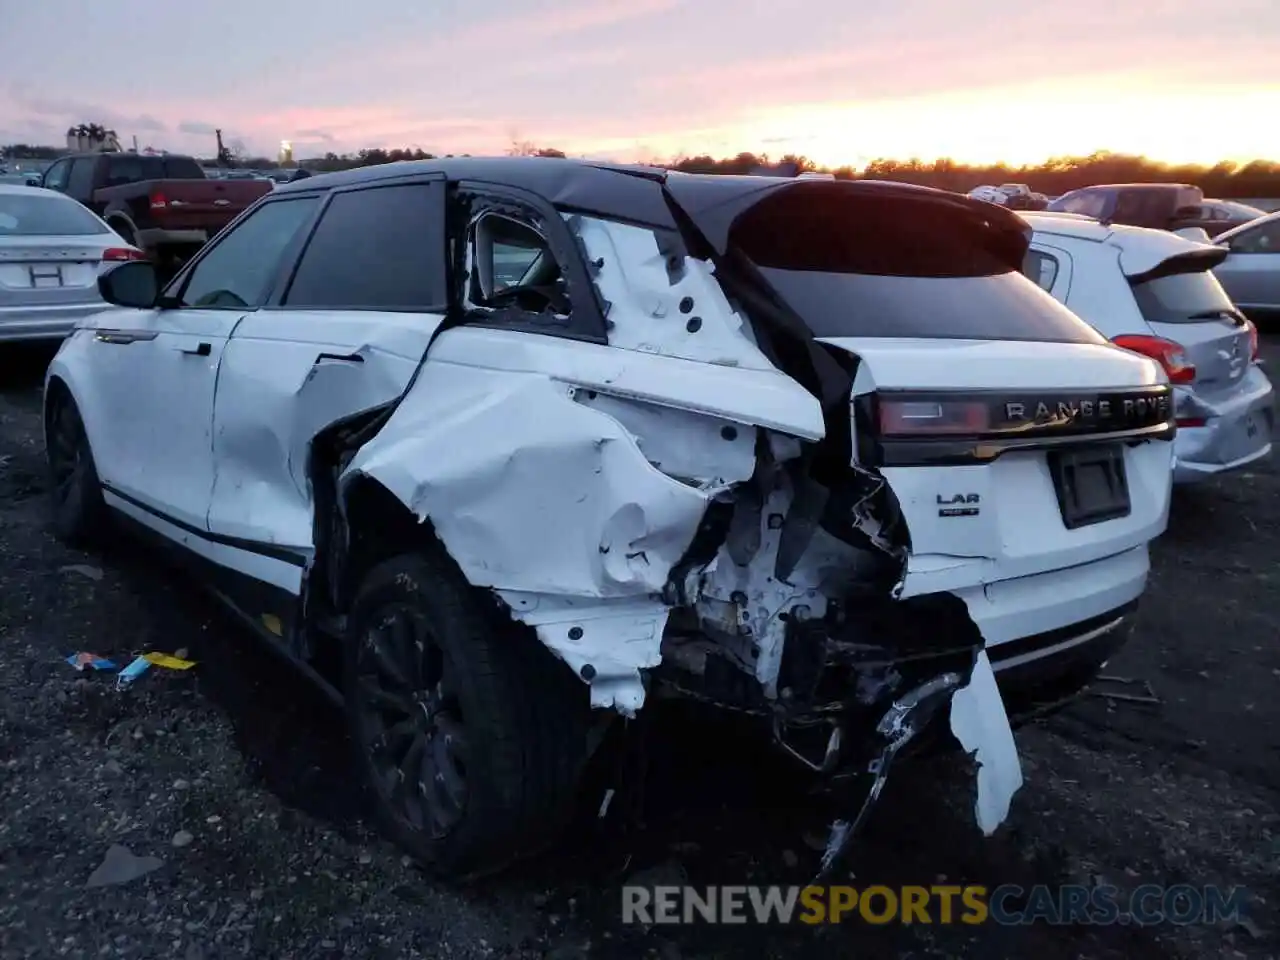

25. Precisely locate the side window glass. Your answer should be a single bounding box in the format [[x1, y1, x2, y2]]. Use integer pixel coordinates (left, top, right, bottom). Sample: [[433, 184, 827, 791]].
[[66, 158, 96, 196], [284, 183, 446, 310], [1022, 249, 1060, 292], [463, 211, 569, 318], [43, 160, 71, 191], [177, 198, 318, 308], [1231, 222, 1280, 254]]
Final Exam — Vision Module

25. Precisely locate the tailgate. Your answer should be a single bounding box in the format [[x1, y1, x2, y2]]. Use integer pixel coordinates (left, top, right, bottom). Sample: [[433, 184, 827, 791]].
[[1128, 252, 1254, 397], [670, 177, 1177, 600], [825, 337, 1175, 597], [149, 179, 272, 229]]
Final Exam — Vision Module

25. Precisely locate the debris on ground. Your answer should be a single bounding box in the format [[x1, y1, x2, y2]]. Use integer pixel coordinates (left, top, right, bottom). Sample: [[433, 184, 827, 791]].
[[65, 652, 116, 671], [142, 651, 198, 670], [1088, 675, 1163, 707], [60, 563, 104, 581], [115, 655, 152, 689], [85, 844, 164, 888]]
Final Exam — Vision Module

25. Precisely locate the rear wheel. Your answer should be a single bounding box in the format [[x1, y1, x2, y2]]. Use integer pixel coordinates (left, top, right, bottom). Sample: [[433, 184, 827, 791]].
[[45, 390, 106, 544], [344, 551, 590, 879]]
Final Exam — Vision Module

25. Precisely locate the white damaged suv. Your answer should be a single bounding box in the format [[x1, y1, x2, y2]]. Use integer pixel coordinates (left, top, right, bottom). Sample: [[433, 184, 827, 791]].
[[43, 160, 1175, 878]]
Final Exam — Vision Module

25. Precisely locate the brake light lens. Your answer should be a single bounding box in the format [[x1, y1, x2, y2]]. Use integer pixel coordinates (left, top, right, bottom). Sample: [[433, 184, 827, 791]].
[[878, 399, 990, 436], [149, 190, 167, 210], [1244, 318, 1259, 362], [101, 247, 147, 262], [1111, 334, 1195, 384]]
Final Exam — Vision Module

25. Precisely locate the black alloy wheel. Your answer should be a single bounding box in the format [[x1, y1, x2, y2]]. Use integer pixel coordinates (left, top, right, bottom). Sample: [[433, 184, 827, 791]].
[[354, 603, 468, 838]]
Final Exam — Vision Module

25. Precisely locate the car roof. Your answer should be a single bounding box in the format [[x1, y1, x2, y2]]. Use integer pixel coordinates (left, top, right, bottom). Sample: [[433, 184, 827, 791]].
[[1025, 211, 1224, 277], [272, 155, 1008, 233], [1064, 183, 1195, 192], [1213, 207, 1280, 241]]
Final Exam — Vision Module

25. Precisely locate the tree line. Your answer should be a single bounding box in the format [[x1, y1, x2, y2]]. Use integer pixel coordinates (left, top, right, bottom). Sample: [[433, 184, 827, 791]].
[[5, 139, 1279, 197]]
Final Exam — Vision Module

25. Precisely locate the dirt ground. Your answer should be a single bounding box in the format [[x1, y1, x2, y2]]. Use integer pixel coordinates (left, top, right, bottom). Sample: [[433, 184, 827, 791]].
[[0, 337, 1277, 960]]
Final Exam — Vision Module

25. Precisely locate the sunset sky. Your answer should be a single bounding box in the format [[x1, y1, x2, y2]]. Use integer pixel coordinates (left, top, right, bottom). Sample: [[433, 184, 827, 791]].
[[2, 0, 1279, 167]]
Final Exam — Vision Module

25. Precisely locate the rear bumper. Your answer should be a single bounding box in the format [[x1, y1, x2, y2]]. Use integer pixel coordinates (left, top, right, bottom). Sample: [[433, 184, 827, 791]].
[[0, 302, 110, 343], [991, 604, 1134, 720], [1173, 366, 1275, 483]]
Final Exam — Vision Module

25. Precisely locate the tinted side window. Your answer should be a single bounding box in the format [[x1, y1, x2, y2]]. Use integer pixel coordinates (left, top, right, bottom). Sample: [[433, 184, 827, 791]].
[[66, 158, 96, 197], [177, 198, 319, 309], [284, 183, 446, 310], [1022, 249, 1060, 292], [1060, 190, 1108, 219], [42, 159, 71, 192], [1228, 221, 1280, 255], [162, 156, 205, 179]]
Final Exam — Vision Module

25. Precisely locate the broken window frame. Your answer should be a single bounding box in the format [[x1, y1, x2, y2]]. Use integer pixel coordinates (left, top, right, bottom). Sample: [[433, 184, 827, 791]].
[[449, 182, 609, 344]]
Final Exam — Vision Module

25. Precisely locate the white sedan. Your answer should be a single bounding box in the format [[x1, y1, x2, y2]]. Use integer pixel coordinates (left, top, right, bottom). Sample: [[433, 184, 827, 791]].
[[0, 185, 145, 343]]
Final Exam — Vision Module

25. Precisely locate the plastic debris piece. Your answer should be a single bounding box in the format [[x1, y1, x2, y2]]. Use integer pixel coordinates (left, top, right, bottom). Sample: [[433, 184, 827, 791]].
[[142, 652, 197, 670], [116, 656, 153, 689], [86, 844, 164, 888], [66, 652, 117, 671], [60, 563, 104, 581]]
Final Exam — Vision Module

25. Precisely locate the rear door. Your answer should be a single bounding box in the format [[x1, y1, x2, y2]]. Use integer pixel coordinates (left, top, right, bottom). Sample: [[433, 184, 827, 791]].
[[205, 176, 448, 554]]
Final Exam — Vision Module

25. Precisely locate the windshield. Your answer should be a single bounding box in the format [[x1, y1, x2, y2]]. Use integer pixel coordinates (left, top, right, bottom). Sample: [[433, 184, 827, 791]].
[[728, 185, 1105, 344], [0, 192, 111, 236], [1131, 267, 1237, 323]]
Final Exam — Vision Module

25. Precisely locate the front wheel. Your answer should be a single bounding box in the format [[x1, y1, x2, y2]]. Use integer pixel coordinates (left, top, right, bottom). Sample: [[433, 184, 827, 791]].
[[344, 551, 590, 879], [45, 389, 106, 544]]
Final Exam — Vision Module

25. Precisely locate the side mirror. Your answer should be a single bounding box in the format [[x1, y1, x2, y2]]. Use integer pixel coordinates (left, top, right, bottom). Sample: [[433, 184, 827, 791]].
[[98, 260, 160, 309]]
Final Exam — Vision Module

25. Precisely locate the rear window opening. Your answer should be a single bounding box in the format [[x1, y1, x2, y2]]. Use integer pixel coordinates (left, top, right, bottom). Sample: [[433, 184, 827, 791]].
[[1131, 267, 1237, 324], [0, 193, 111, 236], [726, 184, 1105, 344]]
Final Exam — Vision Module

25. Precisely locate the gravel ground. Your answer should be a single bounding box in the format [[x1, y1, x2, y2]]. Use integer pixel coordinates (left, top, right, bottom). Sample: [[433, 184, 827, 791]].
[[1, 338, 1277, 960]]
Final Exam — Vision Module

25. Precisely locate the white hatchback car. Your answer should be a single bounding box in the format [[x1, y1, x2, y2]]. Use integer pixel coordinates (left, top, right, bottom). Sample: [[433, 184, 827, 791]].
[[1022, 212, 1274, 483], [45, 161, 1175, 878]]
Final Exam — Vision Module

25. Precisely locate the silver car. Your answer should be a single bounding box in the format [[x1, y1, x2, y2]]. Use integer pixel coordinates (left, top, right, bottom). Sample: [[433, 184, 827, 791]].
[[1213, 209, 1280, 318], [0, 185, 144, 343], [1022, 212, 1273, 483]]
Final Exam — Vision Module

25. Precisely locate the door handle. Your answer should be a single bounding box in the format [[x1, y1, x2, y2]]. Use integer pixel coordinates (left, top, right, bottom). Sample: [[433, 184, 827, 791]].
[[179, 342, 212, 356]]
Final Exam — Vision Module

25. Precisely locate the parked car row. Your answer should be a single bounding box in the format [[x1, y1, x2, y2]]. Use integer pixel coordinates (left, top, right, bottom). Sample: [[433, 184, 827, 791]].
[[33, 158, 1272, 880]]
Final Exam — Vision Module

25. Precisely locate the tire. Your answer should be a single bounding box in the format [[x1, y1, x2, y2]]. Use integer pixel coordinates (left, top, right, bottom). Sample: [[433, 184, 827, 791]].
[[344, 551, 590, 879], [109, 219, 136, 246], [45, 388, 107, 545]]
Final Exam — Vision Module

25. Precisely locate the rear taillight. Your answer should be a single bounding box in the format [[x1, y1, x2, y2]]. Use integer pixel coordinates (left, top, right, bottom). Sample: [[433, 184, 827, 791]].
[[149, 190, 167, 210], [1176, 418, 1207, 428], [1244, 318, 1259, 362], [102, 247, 147, 262], [878, 399, 990, 436], [1111, 334, 1195, 384]]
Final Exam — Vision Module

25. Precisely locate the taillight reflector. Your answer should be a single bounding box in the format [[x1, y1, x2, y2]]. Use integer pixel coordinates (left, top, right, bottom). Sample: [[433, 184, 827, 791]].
[[102, 247, 147, 262], [1176, 418, 1207, 428], [1111, 334, 1196, 384], [878, 399, 991, 436], [149, 191, 167, 210]]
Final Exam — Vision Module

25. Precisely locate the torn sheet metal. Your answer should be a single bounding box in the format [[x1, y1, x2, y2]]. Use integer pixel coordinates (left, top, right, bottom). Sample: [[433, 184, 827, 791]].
[[205, 314, 441, 548], [567, 215, 779, 371], [949, 650, 1024, 835], [341, 362, 726, 712], [497, 593, 667, 714]]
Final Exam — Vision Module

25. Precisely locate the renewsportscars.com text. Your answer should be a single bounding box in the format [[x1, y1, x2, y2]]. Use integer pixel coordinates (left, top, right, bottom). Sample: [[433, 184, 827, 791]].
[[621, 884, 1249, 926]]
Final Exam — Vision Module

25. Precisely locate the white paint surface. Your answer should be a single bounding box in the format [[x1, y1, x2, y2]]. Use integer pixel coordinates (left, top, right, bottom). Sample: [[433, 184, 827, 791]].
[[949, 650, 1024, 835]]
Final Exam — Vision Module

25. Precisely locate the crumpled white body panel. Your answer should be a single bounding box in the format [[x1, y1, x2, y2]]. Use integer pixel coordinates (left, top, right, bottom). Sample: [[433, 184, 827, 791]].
[[949, 651, 1025, 834]]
